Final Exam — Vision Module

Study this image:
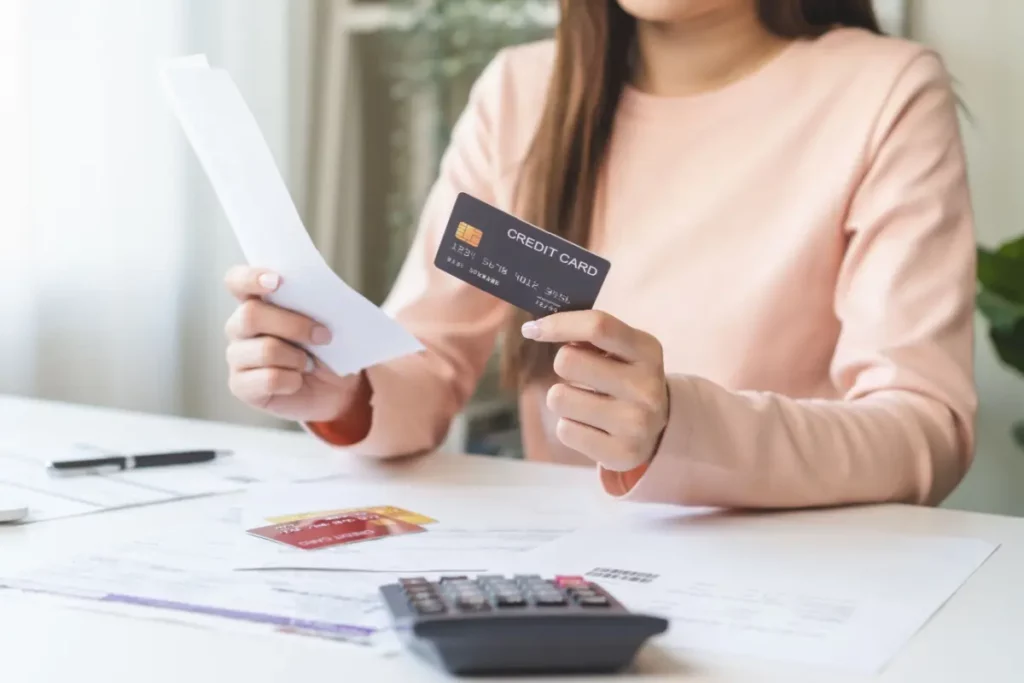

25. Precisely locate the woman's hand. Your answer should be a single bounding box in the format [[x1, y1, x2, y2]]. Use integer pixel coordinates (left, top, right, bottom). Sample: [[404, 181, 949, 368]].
[[223, 266, 365, 422], [521, 311, 669, 472]]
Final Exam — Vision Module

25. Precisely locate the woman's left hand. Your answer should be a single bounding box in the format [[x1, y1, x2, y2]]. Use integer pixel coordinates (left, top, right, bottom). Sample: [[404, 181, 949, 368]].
[[521, 311, 670, 472]]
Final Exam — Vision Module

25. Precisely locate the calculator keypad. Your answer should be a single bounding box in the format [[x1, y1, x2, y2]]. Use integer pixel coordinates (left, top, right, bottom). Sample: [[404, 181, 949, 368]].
[[398, 575, 614, 614], [382, 573, 669, 676]]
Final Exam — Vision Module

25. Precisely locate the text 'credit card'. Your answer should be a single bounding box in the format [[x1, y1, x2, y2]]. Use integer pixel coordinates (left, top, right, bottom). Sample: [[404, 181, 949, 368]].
[[433, 193, 611, 317]]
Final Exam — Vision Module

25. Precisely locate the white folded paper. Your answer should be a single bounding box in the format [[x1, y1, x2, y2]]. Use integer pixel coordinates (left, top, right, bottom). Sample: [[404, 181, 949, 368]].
[[161, 55, 423, 375], [506, 522, 998, 674]]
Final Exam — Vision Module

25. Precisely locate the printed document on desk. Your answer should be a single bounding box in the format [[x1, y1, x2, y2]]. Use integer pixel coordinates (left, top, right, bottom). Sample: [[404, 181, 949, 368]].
[[507, 524, 997, 674], [161, 55, 423, 375], [0, 481, 599, 647], [0, 509, 404, 649], [0, 432, 357, 523], [235, 481, 601, 572]]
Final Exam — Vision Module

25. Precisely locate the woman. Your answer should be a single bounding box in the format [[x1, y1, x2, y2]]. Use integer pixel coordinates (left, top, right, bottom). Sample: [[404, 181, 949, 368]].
[[223, 0, 976, 509]]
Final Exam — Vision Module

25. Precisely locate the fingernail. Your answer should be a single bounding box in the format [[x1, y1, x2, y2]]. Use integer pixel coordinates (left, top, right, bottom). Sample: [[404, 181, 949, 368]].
[[311, 326, 332, 345], [521, 321, 541, 339], [258, 273, 280, 291]]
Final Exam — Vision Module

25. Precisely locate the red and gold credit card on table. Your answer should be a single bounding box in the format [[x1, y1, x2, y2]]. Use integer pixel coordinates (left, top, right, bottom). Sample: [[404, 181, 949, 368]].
[[265, 505, 436, 526], [247, 510, 428, 551], [247, 505, 437, 551]]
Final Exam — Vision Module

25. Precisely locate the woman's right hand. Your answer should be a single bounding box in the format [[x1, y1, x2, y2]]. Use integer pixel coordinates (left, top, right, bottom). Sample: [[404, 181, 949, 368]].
[[223, 266, 364, 422]]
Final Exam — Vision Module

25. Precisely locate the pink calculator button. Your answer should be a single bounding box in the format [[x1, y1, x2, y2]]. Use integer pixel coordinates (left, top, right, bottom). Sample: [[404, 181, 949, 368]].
[[554, 576, 588, 587]]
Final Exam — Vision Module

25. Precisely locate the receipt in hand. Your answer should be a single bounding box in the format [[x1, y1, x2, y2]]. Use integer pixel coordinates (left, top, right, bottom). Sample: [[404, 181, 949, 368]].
[[160, 55, 423, 376]]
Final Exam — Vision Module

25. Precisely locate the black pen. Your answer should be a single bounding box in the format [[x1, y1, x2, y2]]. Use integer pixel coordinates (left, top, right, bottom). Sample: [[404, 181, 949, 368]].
[[45, 449, 232, 477]]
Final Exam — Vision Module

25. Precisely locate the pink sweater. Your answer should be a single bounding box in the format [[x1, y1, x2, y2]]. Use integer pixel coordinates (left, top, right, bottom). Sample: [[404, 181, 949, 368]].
[[311, 28, 977, 509]]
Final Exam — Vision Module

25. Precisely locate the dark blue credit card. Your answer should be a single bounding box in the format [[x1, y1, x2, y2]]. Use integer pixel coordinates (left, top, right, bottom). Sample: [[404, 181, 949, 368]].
[[433, 193, 611, 317]]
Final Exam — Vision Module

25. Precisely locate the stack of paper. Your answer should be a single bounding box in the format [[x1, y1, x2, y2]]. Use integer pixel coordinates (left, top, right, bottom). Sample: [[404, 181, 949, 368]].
[[1, 477, 998, 671], [0, 481, 601, 646], [1, 515, 397, 646]]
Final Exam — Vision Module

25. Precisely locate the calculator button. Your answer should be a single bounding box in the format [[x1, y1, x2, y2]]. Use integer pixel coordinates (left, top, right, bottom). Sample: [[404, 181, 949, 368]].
[[534, 594, 568, 606], [492, 583, 519, 592], [404, 581, 435, 590], [456, 597, 491, 612], [400, 577, 431, 588], [555, 575, 589, 588], [439, 576, 469, 583], [496, 595, 527, 607], [578, 596, 611, 607], [412, 599, 446, 614]]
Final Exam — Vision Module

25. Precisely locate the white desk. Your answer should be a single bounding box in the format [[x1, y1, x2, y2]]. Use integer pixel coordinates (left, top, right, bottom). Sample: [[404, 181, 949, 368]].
[[1, 395, 1022, 683]]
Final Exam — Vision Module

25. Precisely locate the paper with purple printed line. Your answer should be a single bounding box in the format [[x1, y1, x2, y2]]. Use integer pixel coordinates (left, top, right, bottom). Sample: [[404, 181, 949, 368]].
[[0, 514, 405, 647]]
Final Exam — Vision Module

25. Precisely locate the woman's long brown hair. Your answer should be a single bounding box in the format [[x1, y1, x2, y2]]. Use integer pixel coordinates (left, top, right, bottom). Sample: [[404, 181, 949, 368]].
[[502, 0, 883, 387]]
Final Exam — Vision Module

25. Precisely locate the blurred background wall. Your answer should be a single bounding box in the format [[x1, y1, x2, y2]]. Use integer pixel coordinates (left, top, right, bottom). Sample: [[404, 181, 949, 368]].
[[1, 1, 1021, 514], [1, 0, 308, 430], [911, 2, 1024, 516]]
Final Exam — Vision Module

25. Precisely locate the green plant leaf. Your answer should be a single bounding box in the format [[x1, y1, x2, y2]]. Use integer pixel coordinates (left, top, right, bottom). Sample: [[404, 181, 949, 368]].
[[989, 324, 1024, 378], [977, 234, 1024, 379], [977, 288, 1024, 332], [977, 246, 1024, 303], [996, 234, 1024, 259]]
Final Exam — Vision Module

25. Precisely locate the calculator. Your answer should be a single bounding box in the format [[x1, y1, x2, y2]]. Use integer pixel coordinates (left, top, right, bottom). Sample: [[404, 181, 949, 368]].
[[379, 574, 668, 675]]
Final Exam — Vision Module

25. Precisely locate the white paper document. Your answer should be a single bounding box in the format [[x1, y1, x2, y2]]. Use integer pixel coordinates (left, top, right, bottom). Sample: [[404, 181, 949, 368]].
[[0, 440, 235, 523], [507, 525, 997, 674], [0, 481, 600, 645], [160, 55, 423, 375], [0, 432, 356, 523], [0, 513, 404, 647], [235, 481, 600, 573]]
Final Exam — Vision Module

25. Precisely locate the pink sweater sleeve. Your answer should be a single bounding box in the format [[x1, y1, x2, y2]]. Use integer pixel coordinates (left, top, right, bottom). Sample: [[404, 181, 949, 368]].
[[309, 53, 512, 457], [602, 52, 977, 508]]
